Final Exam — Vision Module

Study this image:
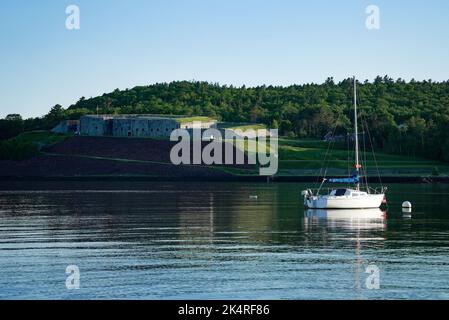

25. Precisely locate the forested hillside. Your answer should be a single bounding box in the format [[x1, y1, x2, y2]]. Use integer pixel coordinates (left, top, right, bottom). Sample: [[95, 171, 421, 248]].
[[2, 76, 449, 162]]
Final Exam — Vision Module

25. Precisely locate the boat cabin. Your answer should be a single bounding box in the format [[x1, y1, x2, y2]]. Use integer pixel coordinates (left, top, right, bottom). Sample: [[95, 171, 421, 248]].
[[329, 189, 368, 197]]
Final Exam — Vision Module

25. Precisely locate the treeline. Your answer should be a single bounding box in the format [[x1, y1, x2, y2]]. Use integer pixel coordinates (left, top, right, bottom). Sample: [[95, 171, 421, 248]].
[[0, 107, 90, 141], [2, 76, 449, 162]]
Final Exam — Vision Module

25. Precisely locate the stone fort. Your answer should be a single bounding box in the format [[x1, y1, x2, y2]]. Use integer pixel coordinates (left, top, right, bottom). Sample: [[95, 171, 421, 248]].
[[79, 115, 217, 138]]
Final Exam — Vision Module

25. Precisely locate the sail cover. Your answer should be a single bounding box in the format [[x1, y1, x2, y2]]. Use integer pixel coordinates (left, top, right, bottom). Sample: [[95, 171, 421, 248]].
[[327, 175, 359, 183]]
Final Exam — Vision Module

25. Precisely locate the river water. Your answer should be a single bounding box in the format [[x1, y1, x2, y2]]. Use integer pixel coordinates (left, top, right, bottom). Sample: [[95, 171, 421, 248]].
[[0, 181, 448, 299]]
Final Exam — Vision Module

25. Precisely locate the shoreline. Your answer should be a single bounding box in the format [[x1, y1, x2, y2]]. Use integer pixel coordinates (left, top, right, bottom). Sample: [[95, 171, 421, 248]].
[[0, 175, 447, 183]]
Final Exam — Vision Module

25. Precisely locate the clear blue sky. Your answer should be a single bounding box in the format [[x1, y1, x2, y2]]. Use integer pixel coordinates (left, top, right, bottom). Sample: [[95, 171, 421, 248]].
[[1, 0, 448, 118]]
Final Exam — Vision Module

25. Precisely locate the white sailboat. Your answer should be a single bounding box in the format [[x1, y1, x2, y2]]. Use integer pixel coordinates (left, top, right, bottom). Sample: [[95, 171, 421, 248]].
[[302, 77, 386, 209]]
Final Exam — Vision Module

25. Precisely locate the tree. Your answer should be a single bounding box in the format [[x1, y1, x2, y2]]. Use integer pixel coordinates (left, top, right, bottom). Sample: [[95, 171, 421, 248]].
[[279, 119, 293, 135], [0, 114, 24, 140], [5, 114, 22, 121], [44, 104, 66, 129]]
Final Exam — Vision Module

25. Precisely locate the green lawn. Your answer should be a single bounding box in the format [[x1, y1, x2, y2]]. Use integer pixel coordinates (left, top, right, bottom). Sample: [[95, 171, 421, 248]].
[[0, 131, 69, 161], [224, 124, 267, 131], [225, 136, 449, 176], [276, 138, 449, 176], [175, 116, 215, 124], [11, 131, 69, 149]]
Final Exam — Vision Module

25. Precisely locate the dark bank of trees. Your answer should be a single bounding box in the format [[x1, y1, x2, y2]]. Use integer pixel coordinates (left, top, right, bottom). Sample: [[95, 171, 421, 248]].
[[2, 76, 449, 162]]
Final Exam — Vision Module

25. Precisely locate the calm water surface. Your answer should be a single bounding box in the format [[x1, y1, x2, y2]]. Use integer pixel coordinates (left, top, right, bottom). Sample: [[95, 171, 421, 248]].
[[0, 181, 449, 299]]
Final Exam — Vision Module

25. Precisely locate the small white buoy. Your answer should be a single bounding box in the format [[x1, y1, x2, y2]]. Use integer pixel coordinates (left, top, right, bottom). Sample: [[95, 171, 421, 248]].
[[402, 201, 412, 216], [402, 207, 412, 215], [249, 195, 258, 200], [402, 201, 412, 209]]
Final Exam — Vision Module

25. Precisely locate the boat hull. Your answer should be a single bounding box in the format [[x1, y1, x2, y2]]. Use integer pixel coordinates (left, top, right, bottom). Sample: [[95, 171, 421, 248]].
[[305, 194, 385, 209]]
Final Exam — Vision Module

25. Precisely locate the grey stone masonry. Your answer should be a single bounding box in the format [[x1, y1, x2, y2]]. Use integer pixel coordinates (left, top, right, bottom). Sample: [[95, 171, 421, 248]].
[[79, 115, 217, 138]]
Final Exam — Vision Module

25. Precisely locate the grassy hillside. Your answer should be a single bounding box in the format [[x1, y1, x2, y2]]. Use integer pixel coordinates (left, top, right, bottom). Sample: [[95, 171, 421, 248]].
[[222, 123, 267, 131], [276, 138, 449, 176], [8, 78, 449, 166], [1, 130, 447, 178], [12, 131, 69, 147], [175, 116, 215, 124], [226, 137, 449, 176], [55, 78, 449, 165], [0, 131, 68, 160]]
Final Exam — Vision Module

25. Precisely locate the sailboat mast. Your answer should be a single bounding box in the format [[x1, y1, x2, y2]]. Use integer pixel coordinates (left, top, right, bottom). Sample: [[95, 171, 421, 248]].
[[354, 77, 360, 190]]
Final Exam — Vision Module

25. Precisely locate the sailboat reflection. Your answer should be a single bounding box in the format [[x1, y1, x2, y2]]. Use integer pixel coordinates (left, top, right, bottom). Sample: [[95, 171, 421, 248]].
[[304, 208, 387, 295], [305, 208, 387, 230]]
